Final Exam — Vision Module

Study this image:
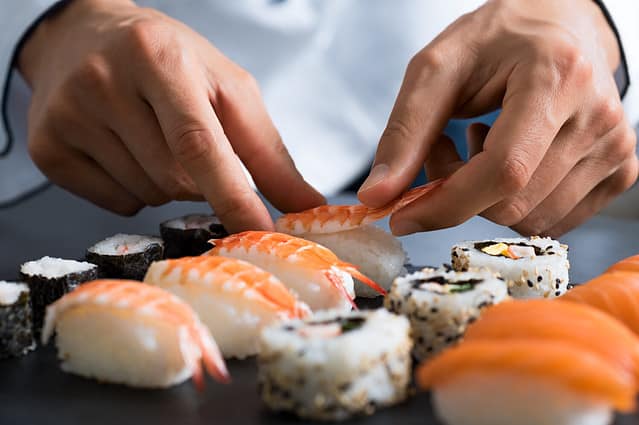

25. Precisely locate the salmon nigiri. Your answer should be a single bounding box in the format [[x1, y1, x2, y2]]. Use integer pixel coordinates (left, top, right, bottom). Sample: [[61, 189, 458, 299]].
[[206, 231, 385, 312], [417, 340, 636, 425], [144, 256, 311, 358], [464, 299, 639, 384], [561, 271, 639, 335], [42, 279, 229, 390], [607, 255, 639, 274]]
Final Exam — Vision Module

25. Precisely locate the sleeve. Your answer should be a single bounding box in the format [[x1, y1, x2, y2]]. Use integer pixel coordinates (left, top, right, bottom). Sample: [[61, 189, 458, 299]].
[[0, 0, 67, 158], [596, 0, 639, 127]]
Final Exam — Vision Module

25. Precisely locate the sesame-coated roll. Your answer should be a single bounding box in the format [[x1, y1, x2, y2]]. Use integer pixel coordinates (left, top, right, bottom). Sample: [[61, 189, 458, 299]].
[[385, 267, 509, 360], [257, 309, 411, 421], [451, 237, 570, 299], [0, 281, 35, 358]]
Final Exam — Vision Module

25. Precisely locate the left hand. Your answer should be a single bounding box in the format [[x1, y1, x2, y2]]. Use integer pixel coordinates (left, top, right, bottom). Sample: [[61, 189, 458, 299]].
[[358, 0, 638, 237]]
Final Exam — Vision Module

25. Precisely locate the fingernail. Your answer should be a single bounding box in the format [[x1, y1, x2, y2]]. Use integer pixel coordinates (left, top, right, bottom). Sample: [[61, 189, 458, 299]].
[[391, 219, 422, 236], [358, 164, 389, 194]]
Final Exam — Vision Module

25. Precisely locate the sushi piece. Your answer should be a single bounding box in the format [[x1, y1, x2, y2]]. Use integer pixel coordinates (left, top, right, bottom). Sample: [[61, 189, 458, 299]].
[[86, 234, 163, 280], [160, 213, 228, 258], [257, 309, 412, 421], [0, 281, 35, 358], [451, 236, 570, 299], [20, 256, 98, 336], [295, 225, 407, 298], [206, 231, 385, 312], [562, 271, 639, 335], [464, 299, 639, 384], [416, 340, 636, 425], [144, 256, 311, 358], [275, 181, 445, 298], [384, 266, 508, 359], [41, 279, 229, 389], [607, 254, 639, 274]]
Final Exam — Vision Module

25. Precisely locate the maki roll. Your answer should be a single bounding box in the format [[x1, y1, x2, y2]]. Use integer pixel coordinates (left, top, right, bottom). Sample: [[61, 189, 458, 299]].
[[160, 213, 228, 258], [301, 225, 407, 298], [258, 309, 411, 421], [86, 234, 163, 280], [451, 237, 570, 299], [384, 267, 509, 359], [0, 282, 35, 358], [20, 257, 98, 336]]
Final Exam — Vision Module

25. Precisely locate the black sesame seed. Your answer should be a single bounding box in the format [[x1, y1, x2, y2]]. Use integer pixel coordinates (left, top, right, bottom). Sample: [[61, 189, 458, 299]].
[[547, 251, 555, 255], [426, 346, 433, 352], [452, 251, 459, 257], [537, 275, 543, 282], [462, 248, 469, 252], [555, 278, 561, 284], [555, 283, 560, 289], [445, 336, 454, 343], [555, 291, 561, 296], [430, 307, 439, 313], [527, 280, 533, 288]]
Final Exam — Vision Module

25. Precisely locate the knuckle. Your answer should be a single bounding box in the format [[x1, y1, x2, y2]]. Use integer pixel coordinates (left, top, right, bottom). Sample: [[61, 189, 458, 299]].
[[382, 116, 418, 142], [497, 154, 531, 195], [488, 200, 530, 227], [609, 126, 637, 163], [169, 124, 213, 164], [612, 156, 639, 193], [73, 54, 112, 93], [407, 46, 446, 79], [125, 19, 177, 66], [214, 190, 256, 219], [593, 97, 625, 133], [553, 41, 591, 84]]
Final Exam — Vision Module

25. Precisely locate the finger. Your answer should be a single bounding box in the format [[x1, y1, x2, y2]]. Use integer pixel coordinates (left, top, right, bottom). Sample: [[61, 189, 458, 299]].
[[389, 72, 571, 236], [357, 48, 464, 208], [31, 140, 143, 216], [511, 127, 637, 235], [424, 134, 464, 180], [111, 97, 204, 202], [137, 61, 273, 232], [466, 122, 489, 159], [213, 70, 325, 212], [65, 126, 171, 206], [543, 156, 639, 237]]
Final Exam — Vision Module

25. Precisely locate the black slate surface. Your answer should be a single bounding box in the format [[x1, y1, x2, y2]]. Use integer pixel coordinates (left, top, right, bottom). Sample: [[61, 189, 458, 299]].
[[2, 186, 639, 424]]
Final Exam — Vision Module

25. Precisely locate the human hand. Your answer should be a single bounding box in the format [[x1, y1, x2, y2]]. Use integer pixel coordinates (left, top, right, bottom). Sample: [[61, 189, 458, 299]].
[[18, 0, 324, 232], [358, 0, 638, 237]]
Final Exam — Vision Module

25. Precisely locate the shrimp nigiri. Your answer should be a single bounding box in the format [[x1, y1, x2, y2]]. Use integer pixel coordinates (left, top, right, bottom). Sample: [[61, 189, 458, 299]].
[[144, 256, 311, 358], [417, 340, 636, 425], [206, 231, 385, 312], [561, 271, 639, 335], [464, 299, 639, 384], [273, 180, 444, 297], [42, 279, 229, 389], [607, 254, 639, 274]]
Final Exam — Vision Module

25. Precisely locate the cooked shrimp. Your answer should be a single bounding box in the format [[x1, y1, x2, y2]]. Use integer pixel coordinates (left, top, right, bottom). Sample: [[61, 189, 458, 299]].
[[607, 255, 639, 274], [144, 256, 311, 358], [206, 231, 385, 311], [275, 178, 445, 235], [42, 279, 229, 390]]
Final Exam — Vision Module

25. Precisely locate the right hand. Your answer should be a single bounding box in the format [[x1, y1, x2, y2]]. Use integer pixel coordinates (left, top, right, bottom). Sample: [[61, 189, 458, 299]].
[[18, 0, 324, 232]]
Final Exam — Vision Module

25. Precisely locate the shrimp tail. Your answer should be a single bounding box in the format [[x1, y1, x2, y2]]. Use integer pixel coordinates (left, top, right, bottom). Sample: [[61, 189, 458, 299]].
[[326, 269, 358, 310], [391, 177, 446, 214], [192, 361, 206, 392], [348, 267, 387, 296], [203, 349, 231, 385]]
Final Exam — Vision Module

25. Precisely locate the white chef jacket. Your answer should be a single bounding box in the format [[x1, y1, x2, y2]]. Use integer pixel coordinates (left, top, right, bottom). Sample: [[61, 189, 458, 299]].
[[0, 0, 637, 206]]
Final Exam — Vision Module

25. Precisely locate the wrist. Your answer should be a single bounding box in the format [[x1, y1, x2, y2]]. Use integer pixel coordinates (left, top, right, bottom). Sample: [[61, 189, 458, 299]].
[[17, 0, 135, 86]]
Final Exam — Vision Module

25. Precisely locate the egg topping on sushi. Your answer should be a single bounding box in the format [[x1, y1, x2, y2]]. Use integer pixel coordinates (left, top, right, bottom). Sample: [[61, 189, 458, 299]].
[[206, 231, 385, 312], [452, 236, 570, 299], [144, 256, 310, 359], [385, 266, 509, 359], [42, 279, 229, 389], [257, 309, 412, 421], [275, 179, 445, 297]]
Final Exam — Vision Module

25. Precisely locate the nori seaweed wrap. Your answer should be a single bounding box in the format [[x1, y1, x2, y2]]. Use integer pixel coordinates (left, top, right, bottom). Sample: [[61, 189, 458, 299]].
[[0, 282, 35, 358], [86, 234, 164, 280], [19, 257, 97, 338], [160, 214, 228, 258]]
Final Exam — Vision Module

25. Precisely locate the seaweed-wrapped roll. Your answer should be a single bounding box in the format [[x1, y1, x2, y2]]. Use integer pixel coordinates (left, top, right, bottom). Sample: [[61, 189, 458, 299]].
[[87, 234, 163, 280], [258, 309, 411, 421], [160, 214, 228, 258], [19, 257, 97, 336], [451, 237, 570, 299], [385, 267, 509, 360], [0, 281, 35, 358]]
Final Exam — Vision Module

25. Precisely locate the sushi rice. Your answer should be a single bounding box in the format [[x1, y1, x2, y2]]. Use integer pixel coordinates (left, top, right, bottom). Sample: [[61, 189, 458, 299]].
[[451, 237, 570, 299], [385, 266, 509, 359], [257, 309, 412, 421]]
